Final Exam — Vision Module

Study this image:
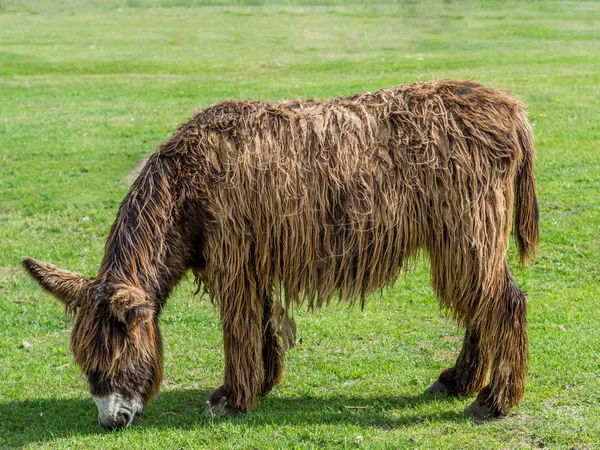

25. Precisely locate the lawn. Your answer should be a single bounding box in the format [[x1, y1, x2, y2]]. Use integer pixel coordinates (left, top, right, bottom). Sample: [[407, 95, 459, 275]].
[[1, 0, 599, 448]]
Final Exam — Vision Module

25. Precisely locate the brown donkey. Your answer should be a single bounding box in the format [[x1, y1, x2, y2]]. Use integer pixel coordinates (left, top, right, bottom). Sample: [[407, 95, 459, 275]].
[[23, 79, 539, 428]]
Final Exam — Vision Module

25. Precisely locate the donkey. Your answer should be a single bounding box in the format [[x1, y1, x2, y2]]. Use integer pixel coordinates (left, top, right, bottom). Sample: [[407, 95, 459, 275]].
[[23, 79, 539, 428]]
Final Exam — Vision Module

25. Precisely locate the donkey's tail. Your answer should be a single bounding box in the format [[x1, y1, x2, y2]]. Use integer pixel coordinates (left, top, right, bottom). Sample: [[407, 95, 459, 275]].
[[514, 113, 540, 265]]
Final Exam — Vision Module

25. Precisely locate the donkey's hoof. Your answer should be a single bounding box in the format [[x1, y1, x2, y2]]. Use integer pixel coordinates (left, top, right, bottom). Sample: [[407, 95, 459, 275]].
[[204, 385, 238, 417], [202, 401, 232, 417], [465, 400, 502, 421], [426, 380, 449, 396]]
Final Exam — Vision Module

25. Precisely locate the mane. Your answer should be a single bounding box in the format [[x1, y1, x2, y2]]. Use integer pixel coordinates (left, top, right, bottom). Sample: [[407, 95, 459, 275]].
[[98, 154, 181, 297]]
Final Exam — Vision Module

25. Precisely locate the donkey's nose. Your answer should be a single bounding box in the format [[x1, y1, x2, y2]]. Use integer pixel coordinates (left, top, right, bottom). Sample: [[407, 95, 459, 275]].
[[93, 394, 143, 429], [99, 410, 133, 430]]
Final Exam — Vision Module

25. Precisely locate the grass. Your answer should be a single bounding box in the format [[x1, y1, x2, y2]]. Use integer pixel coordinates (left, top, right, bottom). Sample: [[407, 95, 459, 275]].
[[1, 0, 599, 448]]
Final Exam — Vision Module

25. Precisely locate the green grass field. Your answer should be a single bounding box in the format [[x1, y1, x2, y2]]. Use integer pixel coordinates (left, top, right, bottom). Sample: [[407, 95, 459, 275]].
[[1, 0, 599, 448]]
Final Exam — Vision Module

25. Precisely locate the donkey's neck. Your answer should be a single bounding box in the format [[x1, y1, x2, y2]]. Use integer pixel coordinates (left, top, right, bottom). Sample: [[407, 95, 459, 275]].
[[98, 155, 189, 305]]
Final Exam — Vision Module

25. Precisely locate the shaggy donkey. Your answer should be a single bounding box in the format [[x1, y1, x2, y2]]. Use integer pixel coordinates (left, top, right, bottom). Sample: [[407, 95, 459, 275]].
[[23, 79, 539, 428]]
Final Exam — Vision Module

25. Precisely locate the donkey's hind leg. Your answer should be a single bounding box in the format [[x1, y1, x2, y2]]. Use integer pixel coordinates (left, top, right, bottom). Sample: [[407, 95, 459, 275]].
[[427, 324, 489, 397], [426, 237, 492, 400], [465, 269, 528, 419]]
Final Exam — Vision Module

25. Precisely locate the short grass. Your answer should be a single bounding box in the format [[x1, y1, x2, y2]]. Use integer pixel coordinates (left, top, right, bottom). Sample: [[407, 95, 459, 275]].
[[1, 0, 599, 448]]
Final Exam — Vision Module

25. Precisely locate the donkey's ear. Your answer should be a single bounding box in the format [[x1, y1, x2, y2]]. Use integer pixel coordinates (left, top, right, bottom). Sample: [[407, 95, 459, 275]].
[[21, 257, 90, 312], [110, 285, 154, 328]]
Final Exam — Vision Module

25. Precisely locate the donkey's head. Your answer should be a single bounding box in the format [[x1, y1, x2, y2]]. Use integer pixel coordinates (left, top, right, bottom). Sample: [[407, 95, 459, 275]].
[[22, 257, 163, 429]]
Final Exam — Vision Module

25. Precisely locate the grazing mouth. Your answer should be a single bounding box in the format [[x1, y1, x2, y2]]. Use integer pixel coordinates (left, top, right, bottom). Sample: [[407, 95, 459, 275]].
[[93, 394, 144, 429]]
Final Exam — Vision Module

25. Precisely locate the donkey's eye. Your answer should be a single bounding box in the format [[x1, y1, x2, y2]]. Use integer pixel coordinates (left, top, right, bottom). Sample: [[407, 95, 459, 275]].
[[87, 371, 111, 397]]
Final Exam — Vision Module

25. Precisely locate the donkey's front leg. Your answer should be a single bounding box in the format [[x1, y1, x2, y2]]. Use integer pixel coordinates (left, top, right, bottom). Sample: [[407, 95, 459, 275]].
[[206, 293, 266, 415]]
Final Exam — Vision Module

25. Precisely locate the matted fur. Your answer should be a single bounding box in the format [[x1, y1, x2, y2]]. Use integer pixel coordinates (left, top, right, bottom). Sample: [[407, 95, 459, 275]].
[[23, 79, 539, 422], [178, 79, 538, 320]]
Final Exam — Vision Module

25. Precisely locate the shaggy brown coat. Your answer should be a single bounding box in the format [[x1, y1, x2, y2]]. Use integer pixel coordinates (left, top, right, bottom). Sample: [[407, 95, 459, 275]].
[[23, 79, 538, 423]]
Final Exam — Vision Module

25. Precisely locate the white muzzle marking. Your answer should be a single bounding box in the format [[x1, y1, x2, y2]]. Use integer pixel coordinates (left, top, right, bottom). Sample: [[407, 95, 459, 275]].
[[93, 393, 143, 429]]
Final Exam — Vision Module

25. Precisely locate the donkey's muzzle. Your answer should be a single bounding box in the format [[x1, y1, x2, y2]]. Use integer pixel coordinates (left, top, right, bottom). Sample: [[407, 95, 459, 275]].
[[99, 410, 134, 429], [93, 394, 143, 429]]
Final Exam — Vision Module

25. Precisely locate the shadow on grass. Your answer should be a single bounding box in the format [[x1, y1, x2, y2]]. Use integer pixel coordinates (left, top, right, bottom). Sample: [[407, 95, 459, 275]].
[[0, 388, 470, 447]]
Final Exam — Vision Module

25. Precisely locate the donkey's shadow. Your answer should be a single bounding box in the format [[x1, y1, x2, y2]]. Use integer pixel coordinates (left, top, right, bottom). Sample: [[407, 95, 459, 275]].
[[0, 389, 469, 447]]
